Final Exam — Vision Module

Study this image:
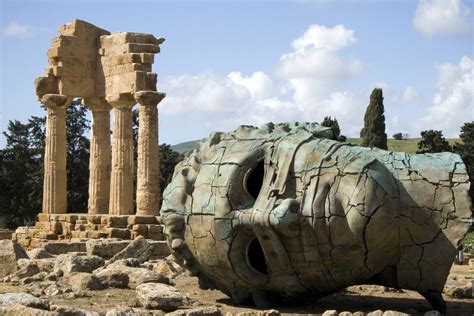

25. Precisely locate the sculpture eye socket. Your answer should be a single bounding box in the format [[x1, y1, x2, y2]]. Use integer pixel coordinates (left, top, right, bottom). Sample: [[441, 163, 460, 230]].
[[244, 160, 265, 200], [247, 237, 269, 275]]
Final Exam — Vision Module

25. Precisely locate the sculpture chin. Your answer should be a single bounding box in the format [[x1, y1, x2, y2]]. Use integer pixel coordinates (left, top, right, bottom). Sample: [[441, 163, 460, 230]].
[[161, 122, 472, 313]]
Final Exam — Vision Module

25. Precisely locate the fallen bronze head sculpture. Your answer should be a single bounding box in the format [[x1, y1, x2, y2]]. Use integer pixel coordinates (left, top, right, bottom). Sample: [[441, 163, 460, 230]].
[[161, 122, 471, 313]]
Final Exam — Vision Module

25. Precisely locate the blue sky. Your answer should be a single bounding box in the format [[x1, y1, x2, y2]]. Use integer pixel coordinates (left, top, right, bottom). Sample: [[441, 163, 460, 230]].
[[1, 0, 473, 147]]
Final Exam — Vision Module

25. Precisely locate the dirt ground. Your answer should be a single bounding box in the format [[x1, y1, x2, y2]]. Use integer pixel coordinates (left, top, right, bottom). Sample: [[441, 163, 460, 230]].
[[1, 265, 473, 315]]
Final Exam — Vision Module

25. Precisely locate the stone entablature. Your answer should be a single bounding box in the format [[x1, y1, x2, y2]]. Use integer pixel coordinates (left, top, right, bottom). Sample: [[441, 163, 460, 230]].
[[34, 19, 166, 217]]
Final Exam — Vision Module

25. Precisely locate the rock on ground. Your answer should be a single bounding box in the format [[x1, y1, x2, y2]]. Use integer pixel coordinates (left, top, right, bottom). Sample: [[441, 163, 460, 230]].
[[0, 240, 28, 278], [105, 307, 164, 315], [27, 248, 54, 259], [107, 260, 169, 289], [108, 236, 155, 264], [86, 239, 130, 259], [154, 256, 184, 279], [0, 303, 55, 316], [167, 307, 222, 316], [136, 283, 184, 311], [0, 292, 49, 310], [51, 304, 100, 315], [53, 253, 104, 275], [68, 272, 104, 292], [94, 268, 129, 288], [444, 282, 473, 298]]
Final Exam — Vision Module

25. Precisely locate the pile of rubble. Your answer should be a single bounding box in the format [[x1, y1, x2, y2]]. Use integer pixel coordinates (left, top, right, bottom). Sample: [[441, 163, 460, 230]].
[[0, 237, 201, 315], [0, 238, 472, 315]]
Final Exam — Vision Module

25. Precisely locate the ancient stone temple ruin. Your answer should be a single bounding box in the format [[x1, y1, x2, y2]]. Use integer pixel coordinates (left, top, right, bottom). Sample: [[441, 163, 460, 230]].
[[13, 20, 166, 247]]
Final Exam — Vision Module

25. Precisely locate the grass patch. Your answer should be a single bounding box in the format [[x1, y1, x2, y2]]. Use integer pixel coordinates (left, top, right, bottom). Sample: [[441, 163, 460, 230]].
[[462, 231, 474, 254]]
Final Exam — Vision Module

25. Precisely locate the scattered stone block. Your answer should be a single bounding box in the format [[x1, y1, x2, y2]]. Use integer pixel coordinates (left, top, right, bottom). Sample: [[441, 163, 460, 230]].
[[136, 283, 183, 311], [0, 303, 54, 316], [68, 272, 104, 292], [44, 241, 86, 254], [53, 253, 104, 275], [27, 248, 54, 259], [108, 236, 153, 263], [86, 239, 130, 259], [0, 240, 28, 278], [94, 268, 129, 288], [0, 292, 49, 310], [167, 307, 222, 316]]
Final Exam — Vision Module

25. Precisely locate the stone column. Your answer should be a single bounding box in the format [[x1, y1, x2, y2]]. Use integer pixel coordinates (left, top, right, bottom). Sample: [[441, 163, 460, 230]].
[[84, 98, 112, 215], [109, 99, 135, 215], [134, 91, 166, 216], [42, 94, 70, 214]]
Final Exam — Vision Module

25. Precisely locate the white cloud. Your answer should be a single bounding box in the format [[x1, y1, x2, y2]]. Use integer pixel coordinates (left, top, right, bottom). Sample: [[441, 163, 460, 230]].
[[159, 24, 367, 141], [291, 24, 356, 51], [401, 86, 418, 103], [390, 86, 419, 104], [413, 0, 471, 36], [3, 23, 32, 37], [414, 56, 473, 137], [227, 72, 274, 99]]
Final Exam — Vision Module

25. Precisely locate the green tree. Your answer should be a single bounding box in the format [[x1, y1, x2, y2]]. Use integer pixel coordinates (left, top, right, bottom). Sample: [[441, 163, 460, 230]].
[[416, 130, 452, 154], [0, 118, 44, 228], [321, 116, 341, 138], [392, 132, 403, 140], [454, 122, 474, 203], [360, 88, 388, 149], [159, 144, 182, 197], [0, 100, 90, 227], [65, 100, 90, 212]]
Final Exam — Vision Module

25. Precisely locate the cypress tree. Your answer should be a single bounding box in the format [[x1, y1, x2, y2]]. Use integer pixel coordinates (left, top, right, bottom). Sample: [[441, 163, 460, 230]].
[[361, 88, 388, 149]]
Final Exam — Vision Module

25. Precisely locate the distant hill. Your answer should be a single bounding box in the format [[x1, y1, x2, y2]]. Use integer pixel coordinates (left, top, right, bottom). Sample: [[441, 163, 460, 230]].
[[171, 139, 205, 154], [171, 138, 461, 154]]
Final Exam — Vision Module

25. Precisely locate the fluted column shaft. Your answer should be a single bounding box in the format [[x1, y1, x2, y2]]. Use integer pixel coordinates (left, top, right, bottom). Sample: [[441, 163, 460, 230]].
[[135, 91, 166, 216], [109, 100, 135, 215], [85, 98, 112, 215], [42, 94, 70, 214]]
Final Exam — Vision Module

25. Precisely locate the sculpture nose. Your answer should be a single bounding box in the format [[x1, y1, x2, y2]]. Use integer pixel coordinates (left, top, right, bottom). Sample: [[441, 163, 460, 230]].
[[268, 198, 301, 237]]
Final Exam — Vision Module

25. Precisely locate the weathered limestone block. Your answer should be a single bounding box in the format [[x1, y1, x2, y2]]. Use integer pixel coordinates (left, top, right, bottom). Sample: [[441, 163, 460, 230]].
[[86, 239, 130, 259], [0, 292, 50, 310], [68, 272, 104, 292], [53, 253, 104, 275], [107, 236, 153, 263], [161, 122, 472, 313], [136, 283, 183, 311], [0, 240, 28, 278], [94, 268, 129, 288]]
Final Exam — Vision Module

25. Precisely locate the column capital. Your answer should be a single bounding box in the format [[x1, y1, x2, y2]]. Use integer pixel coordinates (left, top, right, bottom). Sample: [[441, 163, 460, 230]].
[[134, 91, 166, 107], [108, 98, 136, 110], [83, 97, 112, 111], [42, 94, 71, 110]]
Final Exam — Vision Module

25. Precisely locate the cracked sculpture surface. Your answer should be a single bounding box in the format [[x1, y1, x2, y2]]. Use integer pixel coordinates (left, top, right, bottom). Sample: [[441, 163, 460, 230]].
[[161, 122, 472, 313]]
